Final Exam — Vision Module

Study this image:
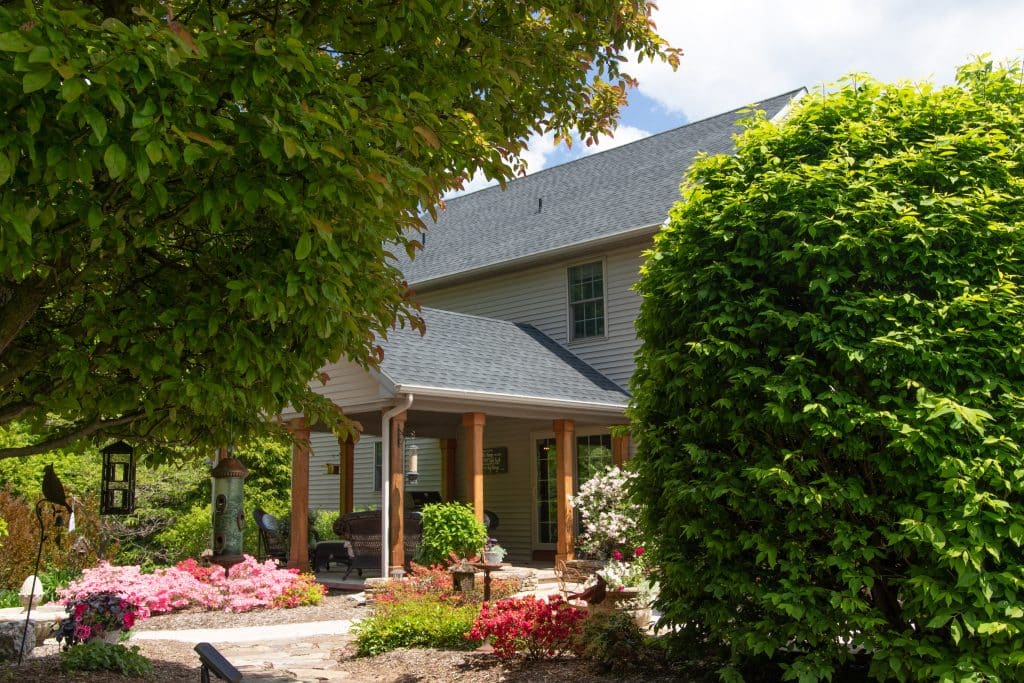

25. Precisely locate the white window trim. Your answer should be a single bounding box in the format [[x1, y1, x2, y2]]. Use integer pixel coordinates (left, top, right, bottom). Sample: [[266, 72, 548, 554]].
[[372, 441, 382, 492], [566, 257, 608, 343]]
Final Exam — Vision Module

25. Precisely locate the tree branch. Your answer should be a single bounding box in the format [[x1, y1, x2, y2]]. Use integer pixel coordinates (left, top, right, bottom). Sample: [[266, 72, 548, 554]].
[[0, 274, 53, 357], [0, 412, 144, 460]]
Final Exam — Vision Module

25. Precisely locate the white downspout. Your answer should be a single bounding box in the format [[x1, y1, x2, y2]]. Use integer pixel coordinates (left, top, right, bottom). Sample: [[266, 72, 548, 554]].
[[380, 394, 414, 578]]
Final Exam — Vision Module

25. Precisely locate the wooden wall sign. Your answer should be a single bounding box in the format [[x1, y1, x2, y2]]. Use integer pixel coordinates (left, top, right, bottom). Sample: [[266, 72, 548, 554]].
[[482, 447, 508, 475]]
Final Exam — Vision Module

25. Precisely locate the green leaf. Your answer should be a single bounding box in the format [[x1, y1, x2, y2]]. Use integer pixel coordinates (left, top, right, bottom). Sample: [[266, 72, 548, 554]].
[[0, 32, 32, 52], [136, 155, 150, 184], [61, 77, 87, 102], [283, 137, 298, 159], [86, 206, 102, 229], [84, 107, 108, 142], [145, 141, 164, 163], [294, 234, 312, 261], [22, 69, 52, 93], [103, 144, 128, 179], [0, 154, 11, 186]]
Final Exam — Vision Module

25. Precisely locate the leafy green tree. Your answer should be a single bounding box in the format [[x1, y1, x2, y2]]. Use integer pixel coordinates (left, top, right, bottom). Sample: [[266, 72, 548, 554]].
[[0, 1, 678, 462], [631, 59, 1024, 682]]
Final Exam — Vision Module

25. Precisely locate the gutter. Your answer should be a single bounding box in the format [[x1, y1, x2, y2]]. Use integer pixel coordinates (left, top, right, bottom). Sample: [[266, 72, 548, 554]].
[[380, 394, 413, 577], [392, 383, 629, 414]]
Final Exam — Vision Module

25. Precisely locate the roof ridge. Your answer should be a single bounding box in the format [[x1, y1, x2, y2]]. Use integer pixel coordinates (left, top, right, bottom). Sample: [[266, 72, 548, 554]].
[[443, 87, 804, 203]]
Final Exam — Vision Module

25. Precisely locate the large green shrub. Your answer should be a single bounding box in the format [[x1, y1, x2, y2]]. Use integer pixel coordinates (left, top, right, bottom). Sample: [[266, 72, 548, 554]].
[[632, 59, 1024, 682], [415, 502, 487, 566]]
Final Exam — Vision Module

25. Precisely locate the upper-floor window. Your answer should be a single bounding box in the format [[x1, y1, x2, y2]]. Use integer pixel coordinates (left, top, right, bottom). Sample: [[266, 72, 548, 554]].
[[568, 261, 605, 340]]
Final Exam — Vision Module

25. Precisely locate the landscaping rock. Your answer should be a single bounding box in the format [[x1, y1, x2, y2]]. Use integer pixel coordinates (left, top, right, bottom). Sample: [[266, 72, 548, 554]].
[[0, 621, 34, 662]]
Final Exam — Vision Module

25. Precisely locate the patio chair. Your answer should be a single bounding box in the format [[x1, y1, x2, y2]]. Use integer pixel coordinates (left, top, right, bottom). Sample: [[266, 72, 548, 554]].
[[253, 507, 289, 564]]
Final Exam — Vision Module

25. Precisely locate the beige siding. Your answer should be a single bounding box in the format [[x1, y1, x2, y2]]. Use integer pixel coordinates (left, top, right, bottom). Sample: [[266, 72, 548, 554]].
[[352, 439, 381, 511], [308, 432, 341, 512], [312, 359, 387, 406], [478, 419, 538, 565], [418, 243, 645, 388], [346, 437, 443, 512]]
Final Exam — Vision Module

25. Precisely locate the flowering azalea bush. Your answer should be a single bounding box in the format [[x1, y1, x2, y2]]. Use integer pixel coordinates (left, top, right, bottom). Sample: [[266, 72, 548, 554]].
[[570, 465, 642, 559], [467, 595, 586, 661], [59, 556, 324, 614], [55, 592, 141, 649]]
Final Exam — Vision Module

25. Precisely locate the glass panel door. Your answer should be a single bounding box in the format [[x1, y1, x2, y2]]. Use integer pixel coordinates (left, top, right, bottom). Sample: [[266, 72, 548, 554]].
[[536, 438, 557, 544]]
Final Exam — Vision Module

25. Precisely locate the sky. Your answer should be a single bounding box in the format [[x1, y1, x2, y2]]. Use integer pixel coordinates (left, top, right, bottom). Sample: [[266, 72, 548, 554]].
[[455, 0, 1023, 196]]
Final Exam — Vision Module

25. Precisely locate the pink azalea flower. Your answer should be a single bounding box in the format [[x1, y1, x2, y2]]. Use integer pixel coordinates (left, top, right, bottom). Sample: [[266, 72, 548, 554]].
[[612, 550, 623, 561], [634, 546, 645, 556]]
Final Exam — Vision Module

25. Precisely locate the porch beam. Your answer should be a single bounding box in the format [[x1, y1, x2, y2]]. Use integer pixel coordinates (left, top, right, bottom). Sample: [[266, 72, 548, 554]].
[[553, 418, 575, 563], [462, 412, 486, 522], [285, 418, 311, 571], [612, 430, 631, 467], [388, 410, 407, 571]]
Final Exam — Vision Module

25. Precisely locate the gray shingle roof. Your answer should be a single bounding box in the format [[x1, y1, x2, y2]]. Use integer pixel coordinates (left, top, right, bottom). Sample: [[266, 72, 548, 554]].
[[377, 308, 630, 406], [400, 89, 802, 285]]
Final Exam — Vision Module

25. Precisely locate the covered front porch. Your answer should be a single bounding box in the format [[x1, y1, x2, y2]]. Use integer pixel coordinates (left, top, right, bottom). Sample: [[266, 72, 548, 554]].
[[279, 308, 633, 573]]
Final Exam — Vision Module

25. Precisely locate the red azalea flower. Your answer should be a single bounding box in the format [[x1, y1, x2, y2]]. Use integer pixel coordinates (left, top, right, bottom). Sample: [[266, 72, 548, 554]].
[[612, 550, 623, 561], [634, 546, 645, 556]]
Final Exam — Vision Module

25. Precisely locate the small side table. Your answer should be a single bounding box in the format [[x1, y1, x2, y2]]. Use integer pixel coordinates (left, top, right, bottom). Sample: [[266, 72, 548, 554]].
[[470, 562, 505, 602]]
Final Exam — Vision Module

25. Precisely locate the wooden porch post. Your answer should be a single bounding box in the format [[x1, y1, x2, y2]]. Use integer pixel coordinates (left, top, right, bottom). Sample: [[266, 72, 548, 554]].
[[389, 411, 407, 571], [285, 418, 311, 571], [462, 413, 485, 522], [612, 431, 631, 467], [339, 433, 358, 515], [440, 438, 458, 502], [553, 418, 575, 563]]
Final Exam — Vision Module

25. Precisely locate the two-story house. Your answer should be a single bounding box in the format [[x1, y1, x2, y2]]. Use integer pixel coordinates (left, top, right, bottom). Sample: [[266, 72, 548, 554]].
[[280, 88, 804, 573]]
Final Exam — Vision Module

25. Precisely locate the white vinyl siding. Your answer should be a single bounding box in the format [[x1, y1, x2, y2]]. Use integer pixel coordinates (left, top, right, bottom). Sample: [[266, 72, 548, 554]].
[[419, 243, 644, 388]]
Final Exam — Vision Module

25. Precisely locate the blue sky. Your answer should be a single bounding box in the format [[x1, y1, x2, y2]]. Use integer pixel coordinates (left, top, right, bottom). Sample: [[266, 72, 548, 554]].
[[455, 1, 1023, 195]]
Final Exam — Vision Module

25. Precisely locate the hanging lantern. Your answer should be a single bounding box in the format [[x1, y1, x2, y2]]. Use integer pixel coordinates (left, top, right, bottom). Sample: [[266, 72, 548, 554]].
[[100, 441, 136, 515]]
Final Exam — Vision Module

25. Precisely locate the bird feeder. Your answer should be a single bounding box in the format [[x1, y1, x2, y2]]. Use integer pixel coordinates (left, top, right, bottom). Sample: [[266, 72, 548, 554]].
[[210, 455, 248, 571], [100, 441, 136, 515]]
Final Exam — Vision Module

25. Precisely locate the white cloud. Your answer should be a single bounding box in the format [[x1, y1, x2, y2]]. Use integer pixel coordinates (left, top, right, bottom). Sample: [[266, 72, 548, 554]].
[[580, 124, 652, 155], [633, 0, 1024, 120]]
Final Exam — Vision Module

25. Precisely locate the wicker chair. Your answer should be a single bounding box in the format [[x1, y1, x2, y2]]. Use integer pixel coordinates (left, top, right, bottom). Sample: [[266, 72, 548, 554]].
[[253, 508, 288, 563]]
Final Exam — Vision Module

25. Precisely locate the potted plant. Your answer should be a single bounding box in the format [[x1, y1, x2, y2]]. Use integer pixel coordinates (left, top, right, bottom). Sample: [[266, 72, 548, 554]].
[[55, 592, 140, 649], [591, 546, 653, 628], [481, 538, 506, 565]]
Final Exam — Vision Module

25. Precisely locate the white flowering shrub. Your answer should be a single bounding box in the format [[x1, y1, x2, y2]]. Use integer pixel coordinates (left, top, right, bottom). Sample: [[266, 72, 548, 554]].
[[571, 466, 641, 559]]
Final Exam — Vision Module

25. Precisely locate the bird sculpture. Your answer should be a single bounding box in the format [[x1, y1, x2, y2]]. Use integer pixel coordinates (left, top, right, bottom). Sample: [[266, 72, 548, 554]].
[[42, 464, 72, 514], [569, 572, 608, 605]]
